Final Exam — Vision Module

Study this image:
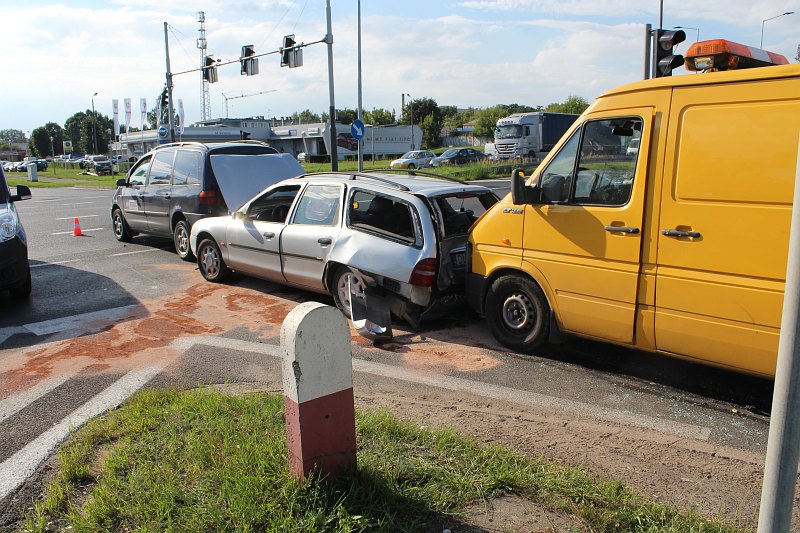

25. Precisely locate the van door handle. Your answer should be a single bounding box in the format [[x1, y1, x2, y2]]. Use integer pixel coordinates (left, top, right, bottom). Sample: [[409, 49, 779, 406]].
[[604, 226, 639, 234], [318, 237, 332, 245], [662, 229, 702, 238], [263, 232, 275, 239]]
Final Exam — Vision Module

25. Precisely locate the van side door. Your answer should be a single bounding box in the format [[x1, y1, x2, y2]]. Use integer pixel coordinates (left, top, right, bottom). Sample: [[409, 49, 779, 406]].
[[119, 155, 152, 232], [143, 149, 176, 236], [521, 109, 653, 343], [655, 78, 800, 376]]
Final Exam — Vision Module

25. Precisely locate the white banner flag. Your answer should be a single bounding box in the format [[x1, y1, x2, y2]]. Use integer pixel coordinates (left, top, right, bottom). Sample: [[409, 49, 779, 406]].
[[124, 98, 132, 134], [112, 99, 120, 137], [178, 99, 185, 135], [140, 98, 147, 128]]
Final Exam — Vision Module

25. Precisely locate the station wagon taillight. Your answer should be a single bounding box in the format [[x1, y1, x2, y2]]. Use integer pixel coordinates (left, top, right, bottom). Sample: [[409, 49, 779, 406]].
[[409, 258, 437, 287], [199, 189, 224, 206]]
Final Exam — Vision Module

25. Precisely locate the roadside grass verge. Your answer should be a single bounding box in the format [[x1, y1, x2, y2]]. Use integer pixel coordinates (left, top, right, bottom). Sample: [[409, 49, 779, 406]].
[[22, 388, 742, 532], [5, 168, 122, 189]]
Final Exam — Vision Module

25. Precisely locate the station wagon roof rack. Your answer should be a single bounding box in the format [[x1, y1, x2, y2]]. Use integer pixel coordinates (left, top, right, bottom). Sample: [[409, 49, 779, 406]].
[[301, 171, 411, 191], [371, 168, 466, 183]]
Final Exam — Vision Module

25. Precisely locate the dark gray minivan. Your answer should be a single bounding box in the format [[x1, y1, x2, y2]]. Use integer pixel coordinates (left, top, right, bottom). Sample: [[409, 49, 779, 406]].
[[111, 141, 305, 260], [0, 167, 32, 298]]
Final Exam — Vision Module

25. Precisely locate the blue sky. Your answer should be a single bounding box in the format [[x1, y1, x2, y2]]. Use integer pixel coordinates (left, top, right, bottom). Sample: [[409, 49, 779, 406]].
[[2, 0, 798, 134]]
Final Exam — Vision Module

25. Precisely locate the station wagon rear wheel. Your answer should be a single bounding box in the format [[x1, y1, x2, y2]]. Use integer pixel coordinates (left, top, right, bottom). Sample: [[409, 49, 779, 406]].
[[485, 275, 549, 352], [197, 238, 230, 283], [332, 266, 365, 319], [174, 220, 195, 262]]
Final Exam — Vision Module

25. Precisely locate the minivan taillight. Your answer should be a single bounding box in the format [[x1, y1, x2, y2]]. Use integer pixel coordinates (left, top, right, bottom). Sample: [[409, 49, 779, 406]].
[[409, 258, 437, 287], [199, 189, 224, 206]]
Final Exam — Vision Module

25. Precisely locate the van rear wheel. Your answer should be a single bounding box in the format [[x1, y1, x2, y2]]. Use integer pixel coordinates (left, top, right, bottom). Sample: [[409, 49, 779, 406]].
[[173, 220, 195, 261], [485, 275, 549, 352]]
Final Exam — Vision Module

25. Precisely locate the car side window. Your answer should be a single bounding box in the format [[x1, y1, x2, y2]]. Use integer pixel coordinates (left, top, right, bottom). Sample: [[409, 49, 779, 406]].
[[292, 184, 341, 226], [245, 185, 301, 222], [172, 150, 203, 186], [148, 151, 174, 186], [128, 155, 152, 187], [348, 190, 417, 245]]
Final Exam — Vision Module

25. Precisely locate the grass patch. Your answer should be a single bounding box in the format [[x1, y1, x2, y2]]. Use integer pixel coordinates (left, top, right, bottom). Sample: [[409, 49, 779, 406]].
[[5, 167, 123, 189], [21, 388, 742, 532]]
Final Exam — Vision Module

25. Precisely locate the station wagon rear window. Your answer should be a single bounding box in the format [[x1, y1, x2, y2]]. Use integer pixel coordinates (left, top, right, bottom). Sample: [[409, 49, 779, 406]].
[[347, 190, 419, 246]]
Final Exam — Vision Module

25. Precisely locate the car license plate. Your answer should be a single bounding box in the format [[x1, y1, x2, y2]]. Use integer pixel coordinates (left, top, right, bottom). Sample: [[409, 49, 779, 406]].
[[451, 250, 466, 268]]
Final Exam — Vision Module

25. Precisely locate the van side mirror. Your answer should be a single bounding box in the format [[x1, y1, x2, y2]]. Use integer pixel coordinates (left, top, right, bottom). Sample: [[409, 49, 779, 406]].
[[510, 168, 541, 205], [11, 184, 32, 202], [116, 178, 127, 187]]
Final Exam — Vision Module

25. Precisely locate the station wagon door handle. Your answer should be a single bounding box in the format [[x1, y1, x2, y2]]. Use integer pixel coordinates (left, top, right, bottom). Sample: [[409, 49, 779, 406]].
[[662, 229, 702, 238], [318, 237, 332, 245], [604, 225, 639, 234], [262, 231, 275, 239]]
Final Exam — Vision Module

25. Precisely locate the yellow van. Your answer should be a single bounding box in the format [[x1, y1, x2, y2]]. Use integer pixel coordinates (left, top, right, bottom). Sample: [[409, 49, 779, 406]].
[[467, 42, 800, 378]]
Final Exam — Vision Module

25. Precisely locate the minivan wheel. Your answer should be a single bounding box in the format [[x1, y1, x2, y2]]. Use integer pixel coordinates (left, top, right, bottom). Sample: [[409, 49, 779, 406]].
[[485, 275, 549, 353], [331, 266, 365, 319], [112, 208, 132, 242], [174, 220, 195, 261], [9, 269, 32, 299], [197, 238, 230, 283]]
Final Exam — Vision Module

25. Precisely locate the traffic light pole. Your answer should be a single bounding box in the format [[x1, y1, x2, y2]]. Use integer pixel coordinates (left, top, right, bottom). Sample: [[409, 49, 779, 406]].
[[325, 0, 338, 171], [643, 24, 652, 80], [163, 22, 176, 142]]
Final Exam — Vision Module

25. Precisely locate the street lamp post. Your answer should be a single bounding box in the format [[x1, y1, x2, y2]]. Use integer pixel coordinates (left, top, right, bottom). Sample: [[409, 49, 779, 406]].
[[49, 136, 55, 175], [91, 92, 98, 155], [406, 93, 414, 150], [761, 12, 794, 48]]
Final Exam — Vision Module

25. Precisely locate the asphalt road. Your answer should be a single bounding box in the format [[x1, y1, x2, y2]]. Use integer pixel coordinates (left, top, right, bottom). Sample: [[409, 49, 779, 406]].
[[0, 185, 776, 520]]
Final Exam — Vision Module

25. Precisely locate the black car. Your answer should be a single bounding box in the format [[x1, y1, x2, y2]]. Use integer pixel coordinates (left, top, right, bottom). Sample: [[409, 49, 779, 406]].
[[431, 148, 487, 166], [86, 155, 112, 175], [0, 167, 32, 298], [111, 141, 305, 261]]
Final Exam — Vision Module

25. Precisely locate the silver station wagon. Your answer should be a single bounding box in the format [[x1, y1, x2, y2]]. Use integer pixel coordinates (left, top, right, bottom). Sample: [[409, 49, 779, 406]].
[[189, 171, 499, 336]]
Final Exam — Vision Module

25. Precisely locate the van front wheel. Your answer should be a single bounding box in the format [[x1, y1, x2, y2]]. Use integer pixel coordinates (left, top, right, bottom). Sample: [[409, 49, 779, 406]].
[[485, 275, 549, 353]]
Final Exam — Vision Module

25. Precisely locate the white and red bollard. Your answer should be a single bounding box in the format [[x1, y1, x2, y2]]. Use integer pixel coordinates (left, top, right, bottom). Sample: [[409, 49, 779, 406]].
[[281, 302, 356, 479]]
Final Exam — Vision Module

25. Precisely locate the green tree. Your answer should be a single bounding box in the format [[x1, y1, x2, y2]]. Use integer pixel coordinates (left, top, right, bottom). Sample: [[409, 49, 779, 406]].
[[321, 108, 357, 125], [0, 129, 27, 144], [28, 122, 65, 157], [292, 109, 321, 122], [473, 106, 509, 140], [544, 95, 590, 115], [363, 108, 395, 125], [401, 97, 442, 148]]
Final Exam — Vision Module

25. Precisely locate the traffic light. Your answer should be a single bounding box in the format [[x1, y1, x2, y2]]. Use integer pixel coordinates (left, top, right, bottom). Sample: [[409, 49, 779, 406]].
[[280, 35, 295, 67], [240, 45, 258, 76], [654, 29, 686, 77], [203, 55, 218, 83]]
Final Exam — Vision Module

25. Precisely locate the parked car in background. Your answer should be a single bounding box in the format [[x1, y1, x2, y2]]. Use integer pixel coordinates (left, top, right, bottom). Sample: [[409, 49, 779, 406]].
[[431, 148, 487, 166], [86, 155, 112, 175], [0, 167, 32, 298], [111, 141, 305, 261], [390, 150, 436, 170], [189, 170, 500, 333]]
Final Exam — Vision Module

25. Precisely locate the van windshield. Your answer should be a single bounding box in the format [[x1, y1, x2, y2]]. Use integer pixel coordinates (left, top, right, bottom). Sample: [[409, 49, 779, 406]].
[[495, 125, 523, 139]]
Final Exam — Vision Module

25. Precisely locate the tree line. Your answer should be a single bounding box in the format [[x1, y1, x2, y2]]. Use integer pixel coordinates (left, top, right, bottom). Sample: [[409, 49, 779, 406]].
[[4, 95, 590, 158]]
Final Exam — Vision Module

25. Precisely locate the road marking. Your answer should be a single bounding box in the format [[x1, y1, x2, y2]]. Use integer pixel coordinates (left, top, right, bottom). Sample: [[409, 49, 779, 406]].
[[30, 259, 82, 268], [109, 249, 162, 257], [21, 305, 140, 336], [0, 370, 79, 423], [51, 227, 105, 235], [175, 336, 711, 440], [0, 365, 164, 499], [55, 214, 100, 220], [61, 202, 99, 206]]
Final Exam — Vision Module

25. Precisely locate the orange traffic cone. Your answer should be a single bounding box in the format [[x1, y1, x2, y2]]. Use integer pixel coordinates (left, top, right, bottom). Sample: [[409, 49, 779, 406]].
[[73, 217, 83, 237]]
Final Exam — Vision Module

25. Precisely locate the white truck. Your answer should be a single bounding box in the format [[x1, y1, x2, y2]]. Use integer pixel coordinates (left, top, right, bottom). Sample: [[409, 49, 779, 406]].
[[492, 112, 578, 160]]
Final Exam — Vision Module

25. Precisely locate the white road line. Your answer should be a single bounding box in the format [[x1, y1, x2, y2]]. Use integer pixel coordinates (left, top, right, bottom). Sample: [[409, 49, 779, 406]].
[[0, 365, 164, 499], [0, 371, 79, 423], [109, 249, 162, 257], [21, 305, 140, 336], [176, 336, 711, 440], [30, 259, 82, 268], [0, 326, 26, 345], [61, 202, 98, 206], [51, 227, 105, 235], [55, 214, 100, 220]]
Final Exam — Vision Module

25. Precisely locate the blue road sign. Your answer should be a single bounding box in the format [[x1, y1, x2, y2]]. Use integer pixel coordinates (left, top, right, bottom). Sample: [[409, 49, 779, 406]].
[[351, 119, 365, 140]]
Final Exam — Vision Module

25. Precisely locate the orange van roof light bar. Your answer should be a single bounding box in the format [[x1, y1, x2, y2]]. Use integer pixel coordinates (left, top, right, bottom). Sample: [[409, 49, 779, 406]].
[[684, 39, 788, 71]]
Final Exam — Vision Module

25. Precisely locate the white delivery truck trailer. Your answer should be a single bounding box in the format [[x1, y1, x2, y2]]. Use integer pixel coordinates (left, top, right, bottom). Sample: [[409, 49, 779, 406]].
[[493, 112, 578, 159]]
